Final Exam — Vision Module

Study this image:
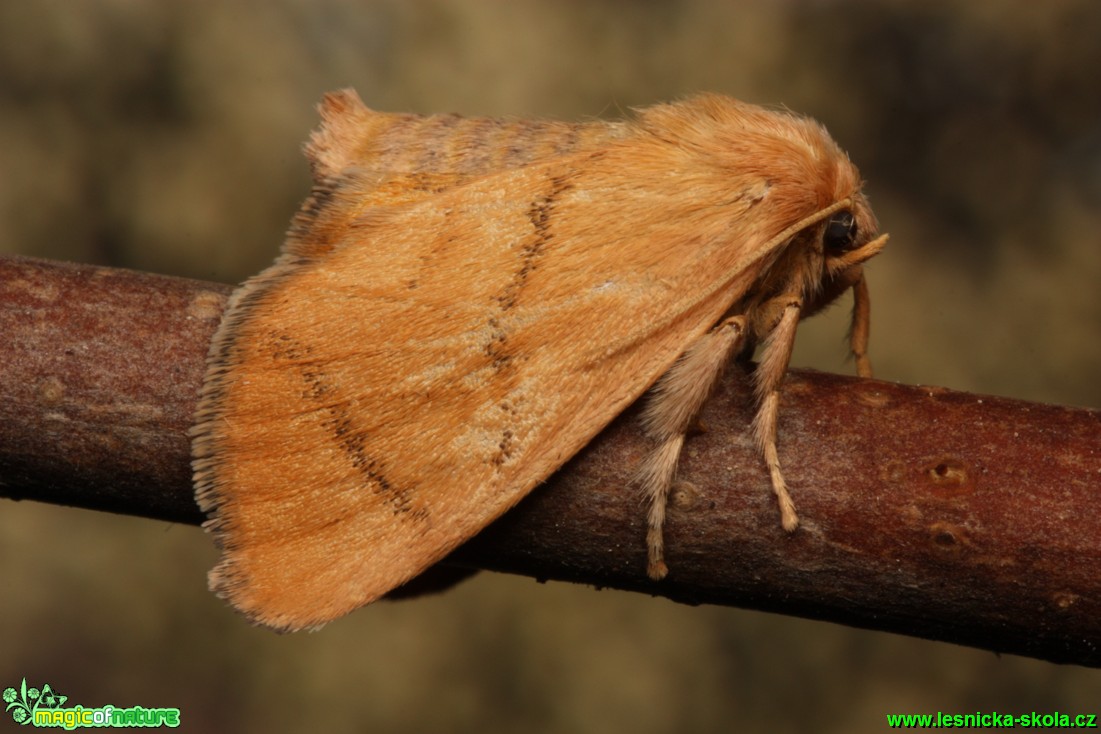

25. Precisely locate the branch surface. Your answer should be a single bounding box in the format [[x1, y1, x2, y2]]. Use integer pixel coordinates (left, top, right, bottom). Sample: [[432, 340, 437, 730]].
[[2, 253, 1099, 666]]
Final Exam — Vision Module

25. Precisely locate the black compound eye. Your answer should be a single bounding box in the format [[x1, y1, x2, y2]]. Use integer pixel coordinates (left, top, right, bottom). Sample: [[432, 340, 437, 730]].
[[823, 210, 858, 253]]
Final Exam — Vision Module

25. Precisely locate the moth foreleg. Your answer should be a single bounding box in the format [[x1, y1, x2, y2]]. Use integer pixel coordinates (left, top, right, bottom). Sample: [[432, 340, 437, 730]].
[[751, 297, 802, 532], [638, 316, 746, 580], [850, 271, 872, 379]]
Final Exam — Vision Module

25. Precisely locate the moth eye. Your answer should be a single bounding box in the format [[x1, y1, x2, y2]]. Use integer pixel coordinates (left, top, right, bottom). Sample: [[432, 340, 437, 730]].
[[823, 210, 858, 253]]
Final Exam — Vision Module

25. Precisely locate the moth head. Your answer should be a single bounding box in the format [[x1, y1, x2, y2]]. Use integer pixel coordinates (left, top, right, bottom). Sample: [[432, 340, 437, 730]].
[[820, 197, 887, 278], [795, 197, 888, 317]]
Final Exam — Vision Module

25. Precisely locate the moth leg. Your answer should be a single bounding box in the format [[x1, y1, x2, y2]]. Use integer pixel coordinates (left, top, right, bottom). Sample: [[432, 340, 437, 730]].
[[850, 271, 873, 378], [751, 297, 802, 532], [638, 316, 746, 580], [639, 435, 684, 581]]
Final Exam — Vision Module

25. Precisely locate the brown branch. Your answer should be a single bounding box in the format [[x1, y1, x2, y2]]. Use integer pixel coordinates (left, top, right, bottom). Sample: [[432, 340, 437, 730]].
[[2, 253, 1100, 666]]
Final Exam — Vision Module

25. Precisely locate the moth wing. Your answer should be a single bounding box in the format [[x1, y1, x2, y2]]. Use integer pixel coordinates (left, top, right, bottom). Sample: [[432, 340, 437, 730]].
[[194, 120, 787, 631], [289, 89, 629, 259]]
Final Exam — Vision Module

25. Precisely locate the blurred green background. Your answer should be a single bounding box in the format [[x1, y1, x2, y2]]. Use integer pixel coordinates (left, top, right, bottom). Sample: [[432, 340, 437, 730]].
[[2, 1, 1100, 732]]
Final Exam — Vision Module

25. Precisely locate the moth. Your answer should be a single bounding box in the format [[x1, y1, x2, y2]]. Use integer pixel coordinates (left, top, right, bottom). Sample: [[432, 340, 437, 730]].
[[192, 90, 888, 631]]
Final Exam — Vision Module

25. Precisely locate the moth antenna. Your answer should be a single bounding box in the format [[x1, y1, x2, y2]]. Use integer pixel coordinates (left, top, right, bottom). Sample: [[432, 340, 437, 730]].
[[751, 298, 802, 531], [758, 198, 854, 262], [637, 318, 746, 579]]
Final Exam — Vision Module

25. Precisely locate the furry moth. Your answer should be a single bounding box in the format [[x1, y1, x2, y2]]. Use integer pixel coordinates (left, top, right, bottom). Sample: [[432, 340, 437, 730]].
[[192, 90, 888, 630]]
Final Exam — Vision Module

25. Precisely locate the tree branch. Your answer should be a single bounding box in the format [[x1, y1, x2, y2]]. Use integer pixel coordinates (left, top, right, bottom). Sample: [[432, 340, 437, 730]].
[[2, 253, 1099, 666]]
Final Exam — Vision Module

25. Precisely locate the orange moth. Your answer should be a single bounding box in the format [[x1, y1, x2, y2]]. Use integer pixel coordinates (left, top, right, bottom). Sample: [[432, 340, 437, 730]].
[[192, 90, 888, 631]]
